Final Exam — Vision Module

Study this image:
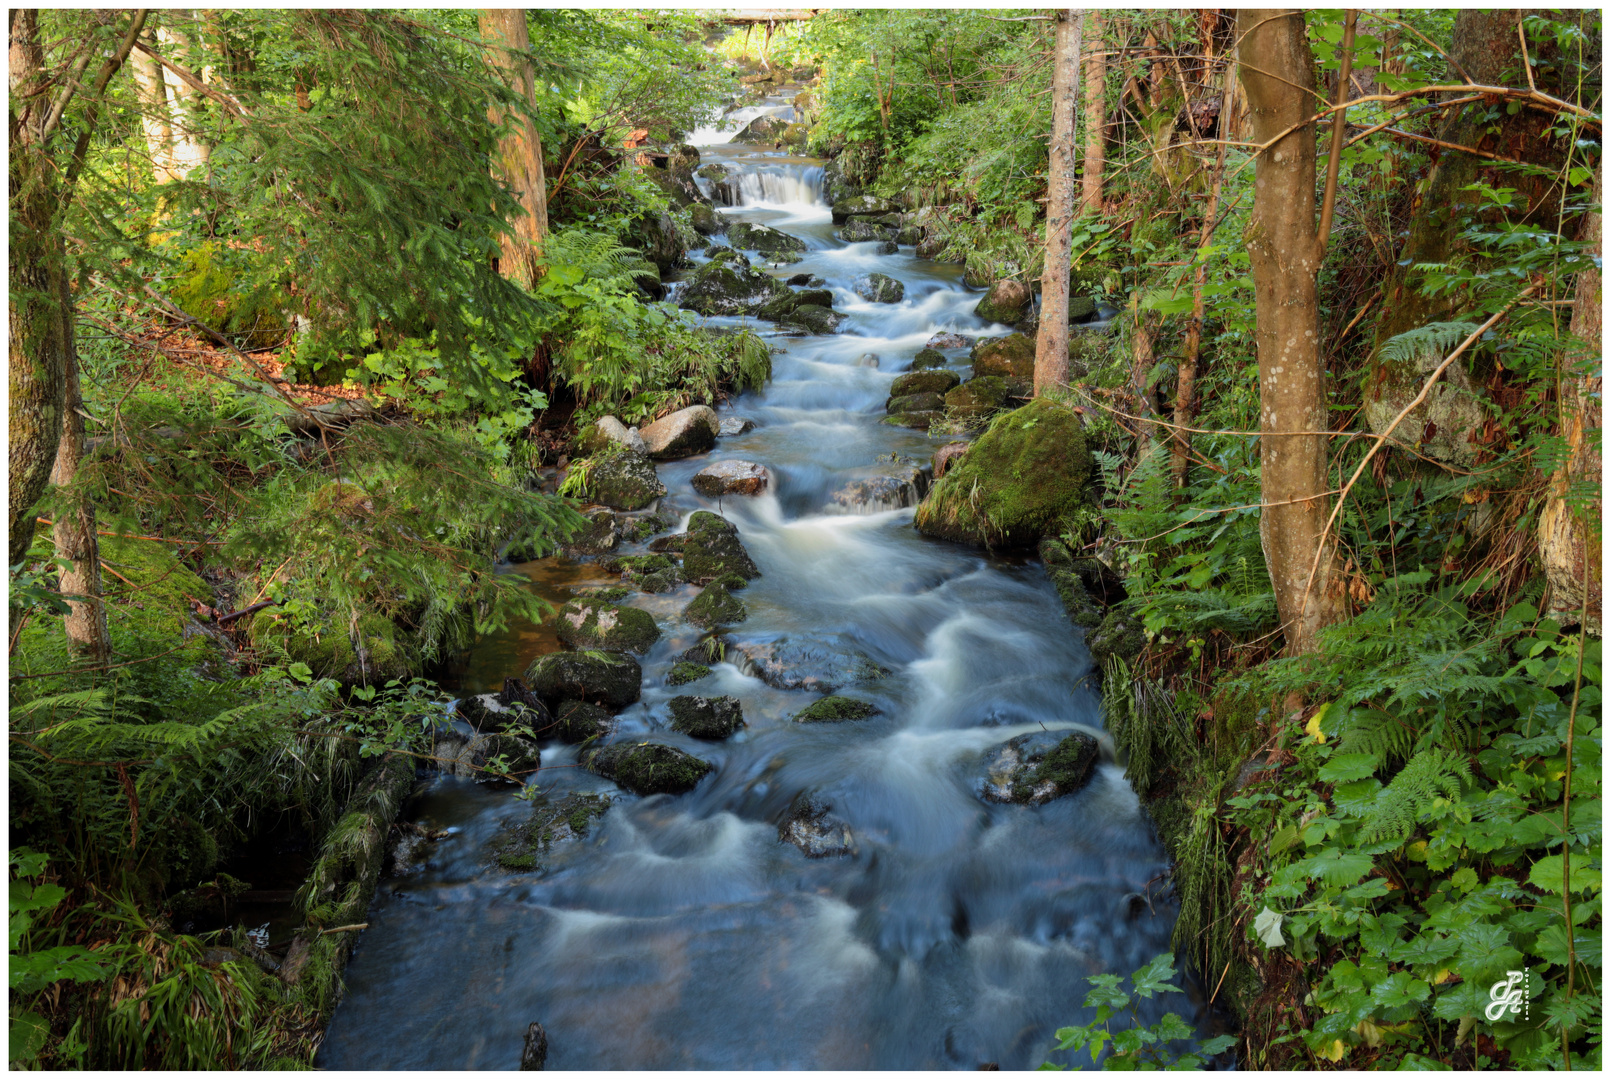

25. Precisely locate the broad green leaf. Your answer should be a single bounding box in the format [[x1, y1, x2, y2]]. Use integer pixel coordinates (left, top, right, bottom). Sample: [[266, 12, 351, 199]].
[[1319, 753, 1380, 783], [1528, 855, 1601, 895], [1254, 906, 1286, 948]]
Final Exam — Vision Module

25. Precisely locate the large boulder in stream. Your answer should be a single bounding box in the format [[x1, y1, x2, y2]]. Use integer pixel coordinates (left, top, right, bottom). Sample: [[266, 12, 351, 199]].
[[682, 511, 761, 583], [914, 397, 1093, 549], [886, 369, 960, 406], [589, 448, 666, 511], [778, 792, 857, 858], [974, 279, 1033, 325], [757, 292, 847, 334], [727, 221, 807, 256], [552, 598, 660, 654], [978, 731, 1101, 805], [667, 695, 745, 739], [839, 219, 897, 244], [525, 651, 642, 710], [692, 459, 770, 497], [677, 249, 790, 317], [732, 114, 790, 144], [853, 273, 904, 303], [640, 405, 719, 460], [584, 741, 712, 795], [831, 194, 898, 224], [969, 333, 1036, 381], [554, 699, 616, 743], [627, 209, 686, 274]]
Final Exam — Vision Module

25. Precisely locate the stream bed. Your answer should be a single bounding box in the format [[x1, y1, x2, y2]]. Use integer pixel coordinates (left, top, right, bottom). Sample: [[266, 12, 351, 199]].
[[319, 91, 1188, 1071]]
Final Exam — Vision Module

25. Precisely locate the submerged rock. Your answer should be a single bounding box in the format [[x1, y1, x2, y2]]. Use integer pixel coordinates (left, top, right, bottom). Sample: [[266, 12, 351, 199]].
[[525, 651, 642, 710], [667, 695, 745, 739], [685, 581, 747, 628], [735, 638, 888, 692], [913, 398, 1093, 549], [666, 661, 711, 686], [589, 449, 666, 511], [692, 460, 769, 497], [969, 333, 1036, 381], [727, 221, 807, 255], [979, 731, 1100, 805], [887, 391, 947, 415], [682, 511, 761, 583], [718, 416, 756, 437], [778, 792, 856, 857], [853, 273, 905, 303], [585, 741, 713, 795], [552, 599, 660, 654], [880, 411, 942, 431], [488, 792, 612, 875], [926, 332, 971, 350], [829, 470, 927, 513], [640, 405, 720, 461], [792, 695, 879, 723], [974, 279, 1033, 325]]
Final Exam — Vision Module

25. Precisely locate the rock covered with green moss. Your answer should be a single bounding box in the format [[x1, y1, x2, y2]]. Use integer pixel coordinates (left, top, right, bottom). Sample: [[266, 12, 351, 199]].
[[978, 730, 1100, 804], [584, 741, 713, 795], [666, 661, 711, 686], [667, 695, 745, 739], [887, 369, 960, 403], [974, 279, 1033, 325], [913, 398, 1093, 549], [250, 609, 419, 687], [685, 581, 747, 628], [1038, 537, 1105, 630], [555, 699, 615, 742], [552, 598, 660, 653], [682, 511, 760, 583], [727, 221, 806, 255], [588, 448, 666, 511], [1088, 610, 1145, 672], [488, 792, 612, 872], [525, 650, 642, 710], [677, 249, 790, 317], [439, 730, 542, 782], [792, 695, 879, 723], [944, 375, 1025, 422], [969, 333, 1036, 381]]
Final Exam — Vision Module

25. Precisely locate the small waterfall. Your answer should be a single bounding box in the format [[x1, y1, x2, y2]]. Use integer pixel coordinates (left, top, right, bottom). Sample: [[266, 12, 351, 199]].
[[732, 164, 824, 208]]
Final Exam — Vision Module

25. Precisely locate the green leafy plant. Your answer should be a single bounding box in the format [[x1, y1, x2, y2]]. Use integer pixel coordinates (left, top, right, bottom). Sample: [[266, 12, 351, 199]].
[[1042, 953, 1237, 1069]]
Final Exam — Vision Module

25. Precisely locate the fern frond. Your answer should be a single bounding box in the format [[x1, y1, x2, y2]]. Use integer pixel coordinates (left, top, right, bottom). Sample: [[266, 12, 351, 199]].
[[1378, 321, 1482, 367], [1360, 748, 1470, 842]]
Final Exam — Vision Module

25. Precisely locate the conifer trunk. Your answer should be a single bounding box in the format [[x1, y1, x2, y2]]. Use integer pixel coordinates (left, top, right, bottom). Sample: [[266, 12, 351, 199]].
[[1237, 8, 1340, 656], [51, 330, 111, 664], [1034, 8, 1084, 397], [1080, 12, 1104, 215], [479, 9, 549, 289]]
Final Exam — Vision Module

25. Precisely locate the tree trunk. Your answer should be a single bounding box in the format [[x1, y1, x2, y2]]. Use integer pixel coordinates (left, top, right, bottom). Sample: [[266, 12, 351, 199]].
[[157, 12, 211, 178], [50, 320, 111, 663], [1237, 9, 1340, 657], [9, 10, 71, 568], [1540, 163, 1602, 632], [479, 9, 549, 289], [1034, 8, 1084, 397], [131, 34, 177, 183], [1080, 12, 1104, 215]]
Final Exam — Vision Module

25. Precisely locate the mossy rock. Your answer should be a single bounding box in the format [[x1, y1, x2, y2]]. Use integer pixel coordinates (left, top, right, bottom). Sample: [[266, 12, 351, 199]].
[[1009, 731, 1100, 804], [830, 194, 898, 223], [689, 202, 722, 236], [685, 581, 747, 628], [969, 333, 1036, 381], [98, 535, 212, 635], [618, 512, 675, 545], [613, 554, 675, 576], [524, 650, 642, 710], [913, 397, 1092, 549], [1039, 537, 1104, 630], [887, 391, 947, 415], [667, 695, 744, 739], [666, 661, 712, 686], [554, 699, 615, 743], [944, 375, 1012, 420], [728, 221, 807, 255], [677, 249, 790, 317], [1068, 295, 1099, 323], [1088, 610, 1145, 671], [779, 304, 846, 335], [249, 610, 419, 687], [911, 348, 948, 370], [880, 411, 940, 430], [584, 742, 713, 795], [488, 792, 612, 873], [889, 369, 961, 400], [792, 695, 879, 723], [682, 511, 760, 583], [839, 219, 897, 243], [575, 585, 634, 603], [551, 599, 660, 654], [711, 572, 749, 591], [974, 280, 1033, 324], [589, 449, 666, 511]]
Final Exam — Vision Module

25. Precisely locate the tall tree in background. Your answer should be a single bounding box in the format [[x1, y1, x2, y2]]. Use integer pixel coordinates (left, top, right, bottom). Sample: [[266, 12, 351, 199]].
[[1080, 11, 1104, 215], [480, 9, 549, 289], [1237, 8, 1340, 657], [1033, 8, 1084, 397]]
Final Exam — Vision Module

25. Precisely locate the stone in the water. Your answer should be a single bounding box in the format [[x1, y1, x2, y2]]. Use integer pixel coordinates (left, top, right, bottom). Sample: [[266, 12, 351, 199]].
[[870, 240, 898, 255], [731, 114, 789, 143], [727, 221, 807, 255], [589, 449, 666, 511], [969, 333, 1036, 381], [792, 695, 879, 723], [639, 405, 720, 460], [910, 348, 947, 370], [978, 731, 1100, 805], [554, 699, 615, 742], [682, 511, 761, 583], [685, 581, 747, 628], [880, 411, 941, 431], [785, 272, 813, 286], [887, 368, 961, 401], [680, 636, 731, 666], [666, 660, 711, 686], [830, 194, 898, 223], [734, 637, 888, 692], [853, 273, 904, 303], [594, 415, 648, 455], [718, 416, 756, 436], [839, 219, 897, 243], [667, 695, 744, 739], [521, 1022, 548, 1070], [932, 441, 970, 480], [829, 469, 927, 513], [691, 460, 769, 497], [491, 792, 612, 875], [441, 731, 540, 782], [557, 509, 618, 558], [944, 375, 1019, 421], [552, 599, 660, 654], [926, 332, 971, 349], [585, 741, 712, 795], [456, 693, 553, 737], [677, 249, 790, 317], [779, 304, 846, 335], [778, 792, 856, 857], [973, 279, 1033, 324], [1038, 537, 1107, 629], [525, 651, 642, 710], [854, 352, 881, 368], [887, 391, 946, 415]]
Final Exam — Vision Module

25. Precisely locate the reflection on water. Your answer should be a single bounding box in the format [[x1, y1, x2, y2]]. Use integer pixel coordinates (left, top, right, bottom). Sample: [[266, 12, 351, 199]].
[[321, 86, 1187, 1072]]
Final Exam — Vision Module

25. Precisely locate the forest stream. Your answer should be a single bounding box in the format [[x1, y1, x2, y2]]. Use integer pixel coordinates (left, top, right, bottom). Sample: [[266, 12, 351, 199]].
[[319, 88, 1190, 1071]]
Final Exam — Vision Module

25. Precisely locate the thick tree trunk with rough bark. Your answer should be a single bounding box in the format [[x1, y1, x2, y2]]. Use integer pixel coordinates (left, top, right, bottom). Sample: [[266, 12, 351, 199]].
[[479, 9, 549, 289], [1080, 12, 1104, 215], [51, 327, 111, 663], [1540, 164, 1602, 632], [1034, 8, 1084, 397], [9, 11, 71, 568], [1237, 8, 1340, 657]]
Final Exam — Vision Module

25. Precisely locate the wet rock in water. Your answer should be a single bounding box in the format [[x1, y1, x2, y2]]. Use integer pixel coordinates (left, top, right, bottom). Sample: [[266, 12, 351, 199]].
[[648, 533, 686, 554], [589, 449, 666, 511], [735, 638, 888, 692], [829, 469, 928, 513], [677, 249, 790, 318], [574, 584, 633, 603], [611, 553, 683, 594], [667, 695, 745, 739], [887, 391, 947, 415], [839, 219, 897, 243], [1088, 610, 1145, 671], [855, 352, 881, 368], [830, 194, 898, 223], [688, 202, 722, 236], [584, 741, 713, 795], [853, 273, 905, 304], [685, 581, 747, 628], [525, 651, 642, 710], [552, 598, 660, 654], [911, 348, 947, 370], [594, 415, 649, 455], [692, 460, 769, 497], [1038, 537, 1104, 630], [680, 636, 732, 666], [969, 333, 1036, 381], [732, 114, 790, 143], [926, 331, 971, 350], [932, 441, 970, 480], [785, 272, 814, 286], [896, 225, 923, 246], [888, 368, 962, 401], [758, 289, 833, 321], [792, 695, 879, 723], [718, 416, 756, 437], [520, 1023, 548, 1071], [944, 375, 1024, 422], [979, 731, 1100, 805], [489, 792, 613, 875], [554, 699, 615, 743], [666, 660, 712, 686], [560, 509, 618, 558], [682, 511, 761, 583], [1068, 295, 1099, 323], [640, 404, 720, 460], [456, 693, 554, 737], [974, 279, 1033, 325], [443, 731, 541, 782], [880, 411, 942, 431], [780, 304, 846, 335], [727, 221, 807, 255], [914, 398, 1092, 549], [778, 792, 857, 857]]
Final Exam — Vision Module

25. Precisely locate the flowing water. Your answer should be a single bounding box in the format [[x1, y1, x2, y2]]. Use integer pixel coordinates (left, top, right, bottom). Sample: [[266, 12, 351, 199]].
[[320, 92, 1189, 1071]]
